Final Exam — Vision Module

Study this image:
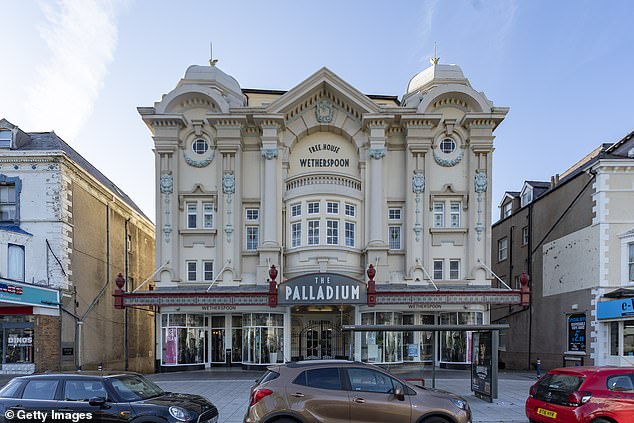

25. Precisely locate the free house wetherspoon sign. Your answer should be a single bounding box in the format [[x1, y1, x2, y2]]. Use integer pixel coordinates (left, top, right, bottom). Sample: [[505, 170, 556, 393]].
[[278, 273, 367, 306]]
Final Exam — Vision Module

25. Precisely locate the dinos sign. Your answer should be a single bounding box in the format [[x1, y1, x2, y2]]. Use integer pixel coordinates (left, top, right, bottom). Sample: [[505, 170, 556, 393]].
[[278, 273, 367, 305]]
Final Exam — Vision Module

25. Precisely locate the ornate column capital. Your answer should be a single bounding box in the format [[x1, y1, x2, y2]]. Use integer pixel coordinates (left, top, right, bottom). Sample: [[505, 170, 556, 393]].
[[368, 147, 386, 160], [261, 147, 279, 160]]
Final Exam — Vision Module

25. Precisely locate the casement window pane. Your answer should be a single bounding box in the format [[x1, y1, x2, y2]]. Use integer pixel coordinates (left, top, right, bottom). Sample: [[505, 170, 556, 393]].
[[433, 203, 444, 228], [203, 261, 214, 281], [389, 208, 401, 220], [187, 203, 197, 228], [203, 203, 214, 228], [345, 204, 355, 217], [291, 204, 301, 217], [327, 220, 339, 245], [0, 130, 10, 147], [522, 227, 529, 245], [308, 202, 320, 214], [498, 238, 508, 261], [433, 260, 443, 280], [246, 208, 259, 221], [0, 205, 16, 222], [449, 260, 460, 280], [291, 222, 301, 248], [0, 186, 15, 204], [629, 244, 634, 281], [450, 202, 460, 228], [504, 202, 512, 218], [246, 226, 259, 250], [187, 261, 197, 281], [388, 226, 401, 250], [308, 221, 320, 245], [327, 202, 339, 214], [345, 222, 355, 247], [8, 244, 25, 281]]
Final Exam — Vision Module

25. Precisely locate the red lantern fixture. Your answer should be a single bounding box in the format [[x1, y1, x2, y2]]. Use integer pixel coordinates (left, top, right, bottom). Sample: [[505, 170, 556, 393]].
[[268, 265, 278, 308], [367, 264, 376, 307], [113, 272, 126, 310], [520, 272, 530, 307]]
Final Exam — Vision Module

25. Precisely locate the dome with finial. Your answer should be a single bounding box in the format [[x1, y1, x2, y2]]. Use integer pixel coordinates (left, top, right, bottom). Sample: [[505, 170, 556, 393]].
[[181, 64, 243, 98], [405, 63, 469, 96]]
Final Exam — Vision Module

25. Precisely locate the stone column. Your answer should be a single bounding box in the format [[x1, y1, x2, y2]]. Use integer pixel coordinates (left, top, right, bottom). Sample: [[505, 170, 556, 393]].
[[261, 125, 279, 247], [367, 123, 387, 246]]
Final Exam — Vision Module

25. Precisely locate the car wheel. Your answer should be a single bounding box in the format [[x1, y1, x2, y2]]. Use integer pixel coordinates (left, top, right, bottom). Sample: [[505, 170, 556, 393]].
[[421, 417, 451, 423], [591, 419, 612, 423], [271, 418, 299, 423]]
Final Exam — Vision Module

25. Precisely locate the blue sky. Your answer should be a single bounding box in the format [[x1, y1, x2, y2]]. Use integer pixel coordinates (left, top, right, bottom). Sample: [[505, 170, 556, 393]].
[[1, 0, 633, 221]]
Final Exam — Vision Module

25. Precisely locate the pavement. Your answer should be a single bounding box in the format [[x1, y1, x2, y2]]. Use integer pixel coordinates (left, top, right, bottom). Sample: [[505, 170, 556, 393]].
[[146, 366, 537, 423]]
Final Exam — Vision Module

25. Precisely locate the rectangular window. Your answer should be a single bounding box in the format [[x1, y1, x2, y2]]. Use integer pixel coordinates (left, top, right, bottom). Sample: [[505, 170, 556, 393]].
[[308, 220, 320, 245], [246, 208, 259, 221], [291, 222, 301, 248], [0, 184, 16, 222], [327, 201, 339, 214], [629, 243, 634, 281], [449, 259, 460, 280], [345, 222, 355, 247], [8, 244, 25, 282], [388, 225, 401, 250], [345, 204, 356, 217], [388, 208, 401, 220], [611, 321, 620, 356], [327, 220, 339, 245], [522, 226, 529, 246], [308, 202, 320, 214], [291, 203, 301, 217], [624, 320, 634, 356], [203, 261, 214, 281], [246, 226, 259, 251], [433, 260, 443, 280], [203, 203, 214, 229], [0, 130, 11, 148], [503, 202, 512, 218], [186, 202, 197, 229], [433, 202, 444, 228], [498, 237, 509, 261], [187, 261, 197, 281], [450, 202, 460, 228]]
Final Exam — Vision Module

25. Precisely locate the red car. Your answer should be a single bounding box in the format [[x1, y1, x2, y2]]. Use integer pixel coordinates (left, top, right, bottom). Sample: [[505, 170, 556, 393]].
[[526, 366, 634, 423]]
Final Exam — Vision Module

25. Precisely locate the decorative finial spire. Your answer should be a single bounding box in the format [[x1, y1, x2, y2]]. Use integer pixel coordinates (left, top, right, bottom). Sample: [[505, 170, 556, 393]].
[[430, 42, 439, 65], [209, 42, 218, 66]]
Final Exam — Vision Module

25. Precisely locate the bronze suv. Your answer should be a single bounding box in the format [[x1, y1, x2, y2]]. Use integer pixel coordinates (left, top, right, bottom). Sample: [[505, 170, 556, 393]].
[[244, 360, 472, 423]]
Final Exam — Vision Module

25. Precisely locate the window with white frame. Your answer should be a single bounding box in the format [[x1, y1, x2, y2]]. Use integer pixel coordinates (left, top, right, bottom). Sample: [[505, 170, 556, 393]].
[[0, 130, 11, 148], [450, 202, 460, 228], [433, 260, 443, 280], [308, 220, 320, 245], [186, 261, 197, 281], [291, 222, 301, 248], [522, 226, 529, 246], [246, 208, 259, 221], [327, 201, 339, 214], [629, 243, 634, 282], [327, 220, 339, 245], [186, 203, 197, 229], [521, 189, 533, 207], [345, 204, 356, 217], [345, 222, 355, 247], [0, 184, 17, 223], [388, 226, 401, 250], [498, 237, 509, 261], [308, 202, 320, 214], [291, 203, 301, 217], [449, 259, 460, 280], [433, 202, 444, 228], [203, 261, 214, 281], [246, 226, 259, 251], [388, 208, 401, 220], [503, 202, 512, 218], [8, 244, 24, 282], [203, 202, 214, 229]]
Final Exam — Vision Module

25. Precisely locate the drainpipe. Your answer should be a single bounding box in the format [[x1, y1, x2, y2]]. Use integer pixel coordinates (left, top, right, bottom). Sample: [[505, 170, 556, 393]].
[[125, 219, 130, 371], [527, 203, 533, 371]]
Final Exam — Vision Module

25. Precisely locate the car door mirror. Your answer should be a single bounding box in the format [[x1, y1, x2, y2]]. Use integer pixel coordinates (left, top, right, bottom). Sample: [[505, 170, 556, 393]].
[[394, 387, 405, 401], [88, 396, 107, 406]]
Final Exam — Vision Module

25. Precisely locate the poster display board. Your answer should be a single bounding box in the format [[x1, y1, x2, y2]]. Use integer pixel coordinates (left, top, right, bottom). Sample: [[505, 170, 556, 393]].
[[567, 313, 586, 352], [471, 332, 494, 402]]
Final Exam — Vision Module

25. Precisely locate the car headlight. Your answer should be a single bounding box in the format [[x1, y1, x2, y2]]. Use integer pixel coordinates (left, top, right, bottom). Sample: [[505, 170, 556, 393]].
[[450, 398, 467, 410], [169, 406, 191, 422]]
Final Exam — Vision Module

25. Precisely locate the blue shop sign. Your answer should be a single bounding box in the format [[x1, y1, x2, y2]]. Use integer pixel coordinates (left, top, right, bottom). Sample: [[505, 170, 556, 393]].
[[597, 298, 634, 320], [0, 279, 59, 309]]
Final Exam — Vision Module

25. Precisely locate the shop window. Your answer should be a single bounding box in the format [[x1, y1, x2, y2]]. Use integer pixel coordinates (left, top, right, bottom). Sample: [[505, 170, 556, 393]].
[[242, 313, 284, 365], [611, 322, 620, 356], [8, 244, 25, 282], [498, 238, 508, 261], [433, 260, 443, 280], [625, 320, 634, 356], [440, 312, 482, 363], [388, 226, 401, 250], [345, 222, 355, 248], [291, 222, 301, 248], [5, 326, 33, 364], [211, 316, 225, 363], [231, 315, 242, 363], [327, 220, 339, 245], [360, 312, 403, 364], [161, 313, 208, 365]]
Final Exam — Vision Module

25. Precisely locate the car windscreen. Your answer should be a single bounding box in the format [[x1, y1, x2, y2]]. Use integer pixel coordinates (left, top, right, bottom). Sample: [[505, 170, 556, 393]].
[[108, 375, 165, 401], [533, 373, 584, 406]]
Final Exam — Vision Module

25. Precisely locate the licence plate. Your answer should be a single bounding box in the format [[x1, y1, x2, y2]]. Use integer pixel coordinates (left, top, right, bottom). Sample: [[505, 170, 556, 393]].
[[537, 408, 557, 419]]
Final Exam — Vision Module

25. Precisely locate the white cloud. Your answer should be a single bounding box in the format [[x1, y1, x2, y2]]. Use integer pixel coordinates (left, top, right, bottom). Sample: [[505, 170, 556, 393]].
[[25, 0, 122, 139]]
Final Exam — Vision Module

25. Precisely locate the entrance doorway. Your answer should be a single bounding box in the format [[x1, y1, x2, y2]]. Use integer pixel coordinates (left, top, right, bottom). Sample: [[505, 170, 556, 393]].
[[290, 305, 353, 361]]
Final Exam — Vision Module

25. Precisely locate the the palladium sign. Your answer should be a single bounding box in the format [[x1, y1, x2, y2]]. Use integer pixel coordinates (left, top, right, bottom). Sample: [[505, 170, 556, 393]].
[[279, 273, 367, 305]]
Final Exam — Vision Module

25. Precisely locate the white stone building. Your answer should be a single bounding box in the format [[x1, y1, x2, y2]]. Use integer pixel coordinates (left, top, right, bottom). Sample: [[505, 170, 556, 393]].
[[132, 60, 522, 370]]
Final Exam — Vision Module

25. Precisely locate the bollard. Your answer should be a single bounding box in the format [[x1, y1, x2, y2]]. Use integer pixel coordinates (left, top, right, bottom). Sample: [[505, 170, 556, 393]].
[[536, 358, 541, 378]]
